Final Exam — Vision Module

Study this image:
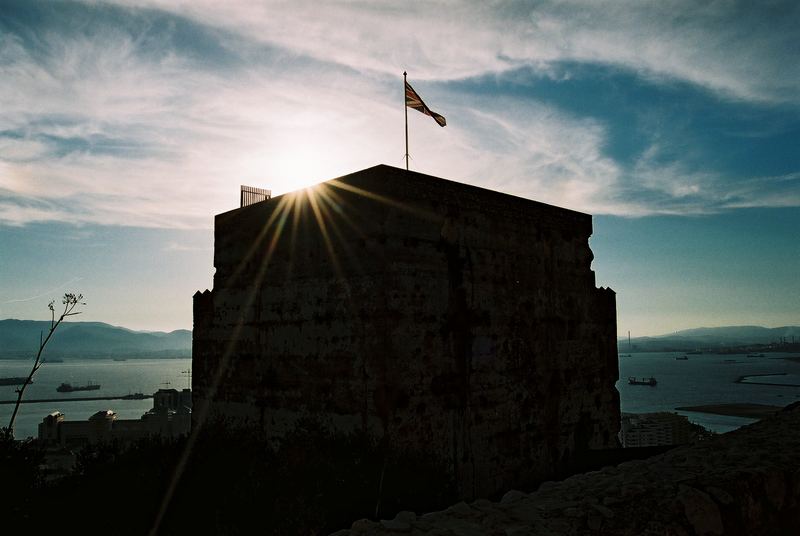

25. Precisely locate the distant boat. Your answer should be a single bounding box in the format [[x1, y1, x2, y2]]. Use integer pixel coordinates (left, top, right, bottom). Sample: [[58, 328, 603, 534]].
[[113, 358, 128, 362], [0, 376, 32, 387], [618, 354, 632, 358], [675, 356, 689, 360], [56, 382, 100, 392], [121, 392, 146, 400], [747, 353, 765, 358], [628, 376, 657, 386]]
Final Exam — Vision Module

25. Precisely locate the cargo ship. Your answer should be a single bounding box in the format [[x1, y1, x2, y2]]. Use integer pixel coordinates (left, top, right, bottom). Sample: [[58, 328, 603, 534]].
[[56, 382, 100, 392], [628, 376, 657, 386], [121, 392, 147, 400], [0, 377, 32, 387]]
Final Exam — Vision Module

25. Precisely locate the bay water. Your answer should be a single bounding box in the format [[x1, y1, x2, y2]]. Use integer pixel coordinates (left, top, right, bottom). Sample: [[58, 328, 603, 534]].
[[2, 352, 800, 439], [617, 351, 800, 433], [0, 358, 191, 439]]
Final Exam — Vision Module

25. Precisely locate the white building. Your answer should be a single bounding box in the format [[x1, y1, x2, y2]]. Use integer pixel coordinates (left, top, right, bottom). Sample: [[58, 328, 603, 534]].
[[38, 388, 192, 447], [620, 412, 693, 448]]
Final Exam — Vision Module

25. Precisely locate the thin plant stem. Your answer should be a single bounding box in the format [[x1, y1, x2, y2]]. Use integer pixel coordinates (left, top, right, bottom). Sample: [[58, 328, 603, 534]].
[[6, 293, 84, 437]]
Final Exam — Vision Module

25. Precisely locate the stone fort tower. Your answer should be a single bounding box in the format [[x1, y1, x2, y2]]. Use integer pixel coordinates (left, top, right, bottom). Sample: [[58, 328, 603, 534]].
[[193, 164, 619, 499]]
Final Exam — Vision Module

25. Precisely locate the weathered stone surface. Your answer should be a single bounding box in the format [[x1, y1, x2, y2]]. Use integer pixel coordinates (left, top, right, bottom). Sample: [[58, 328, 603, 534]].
[[704, 486, 734, 506], [586, 512, 603, 530], [591, 503, 614, 519], [677, 484, 723, 535], [501, 490, 528, 504], [337, 405, 800, 535], [381, 518, 411, 532], [193, 164, 619, 499]]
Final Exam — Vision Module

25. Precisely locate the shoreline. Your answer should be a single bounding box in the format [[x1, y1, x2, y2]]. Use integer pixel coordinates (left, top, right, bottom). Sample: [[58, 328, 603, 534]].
[[675, 403, 783, 418], [734, 372, 800, 388]]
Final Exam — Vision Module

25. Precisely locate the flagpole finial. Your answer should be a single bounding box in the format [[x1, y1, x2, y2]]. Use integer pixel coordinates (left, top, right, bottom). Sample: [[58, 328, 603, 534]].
[[403, 71, 407, 76]]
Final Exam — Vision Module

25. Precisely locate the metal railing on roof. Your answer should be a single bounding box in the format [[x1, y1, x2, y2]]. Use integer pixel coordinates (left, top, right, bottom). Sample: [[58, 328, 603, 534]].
[[240, 185, 271, 207]]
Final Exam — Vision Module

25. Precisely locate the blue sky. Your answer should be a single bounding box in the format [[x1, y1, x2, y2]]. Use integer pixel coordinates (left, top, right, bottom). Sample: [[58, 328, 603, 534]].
[[1, 0, 798, 336]]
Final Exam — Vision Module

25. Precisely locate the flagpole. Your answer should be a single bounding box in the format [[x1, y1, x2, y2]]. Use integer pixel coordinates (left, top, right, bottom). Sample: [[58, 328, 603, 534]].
[[403, 71, 409, 171]]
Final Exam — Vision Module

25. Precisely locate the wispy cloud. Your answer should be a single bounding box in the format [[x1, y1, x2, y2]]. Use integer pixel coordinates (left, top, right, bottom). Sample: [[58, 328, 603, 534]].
[[163, 241, 211, 252], [0, 1, 798, 228], [112, 0, 800, 103]]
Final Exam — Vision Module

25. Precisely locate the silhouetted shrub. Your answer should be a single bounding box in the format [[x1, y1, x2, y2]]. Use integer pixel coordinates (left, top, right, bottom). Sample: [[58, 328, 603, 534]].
[[0, 426, 45, 523], [16, 420, 456, 535], [161, 418, 457, 535]]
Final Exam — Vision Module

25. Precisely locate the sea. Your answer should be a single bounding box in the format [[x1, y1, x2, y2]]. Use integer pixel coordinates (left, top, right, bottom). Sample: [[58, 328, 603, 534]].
[[616, 351, 800, 433], [2, 352, 800, 440], [0, 358, 192, 440]]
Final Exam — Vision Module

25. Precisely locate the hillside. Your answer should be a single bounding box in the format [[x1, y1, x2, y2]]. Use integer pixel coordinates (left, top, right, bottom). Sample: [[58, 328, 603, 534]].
[[0, 319, 191, 359], [620, 325, 800, 352]]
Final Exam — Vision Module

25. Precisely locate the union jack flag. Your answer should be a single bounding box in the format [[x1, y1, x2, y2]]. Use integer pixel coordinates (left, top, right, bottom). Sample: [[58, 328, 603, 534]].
[[405, 81, 446, 127]]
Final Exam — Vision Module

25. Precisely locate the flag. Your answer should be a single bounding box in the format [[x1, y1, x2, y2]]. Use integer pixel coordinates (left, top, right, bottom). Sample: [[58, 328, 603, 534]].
[[405, 81, 446, 127]]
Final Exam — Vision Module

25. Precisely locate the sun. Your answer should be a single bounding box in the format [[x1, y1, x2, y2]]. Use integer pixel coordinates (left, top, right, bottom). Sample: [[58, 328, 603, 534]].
[[268, 147, 332, 194], [236, 140, 345, 197]]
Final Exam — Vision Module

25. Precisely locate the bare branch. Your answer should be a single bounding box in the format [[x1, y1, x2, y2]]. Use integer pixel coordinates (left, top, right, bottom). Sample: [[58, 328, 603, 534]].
[[7, 292, 85, 436]]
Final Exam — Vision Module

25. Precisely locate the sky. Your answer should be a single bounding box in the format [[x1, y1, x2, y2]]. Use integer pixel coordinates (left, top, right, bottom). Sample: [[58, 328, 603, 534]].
[[0, 0, 798, 337]]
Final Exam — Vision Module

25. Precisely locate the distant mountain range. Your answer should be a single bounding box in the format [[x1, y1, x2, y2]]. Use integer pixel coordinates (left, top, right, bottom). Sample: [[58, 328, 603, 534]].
[[619, 325, 800, 352], [0, 319, 191, 359], [2, 320, 797, 359]]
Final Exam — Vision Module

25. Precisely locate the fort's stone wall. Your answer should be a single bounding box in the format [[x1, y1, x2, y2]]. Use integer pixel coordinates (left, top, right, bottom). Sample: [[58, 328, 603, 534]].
[[193, 165, 619, 499]]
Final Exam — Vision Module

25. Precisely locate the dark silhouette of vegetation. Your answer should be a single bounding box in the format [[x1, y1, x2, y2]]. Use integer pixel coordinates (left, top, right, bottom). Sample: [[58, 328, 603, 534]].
[[5, 292, 84, 436], [0, 428, 45, 520], [6, 420, 456, 535]]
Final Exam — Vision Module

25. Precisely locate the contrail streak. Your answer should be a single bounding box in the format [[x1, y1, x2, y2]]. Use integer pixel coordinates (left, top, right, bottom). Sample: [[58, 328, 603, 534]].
[[1, 277, 84, 304]]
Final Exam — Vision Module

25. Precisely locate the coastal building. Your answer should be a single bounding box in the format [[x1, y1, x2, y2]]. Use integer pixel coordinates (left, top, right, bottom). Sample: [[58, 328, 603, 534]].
[[192, 164, 619, 499], [153, 387, 193, 414], [38, 388, 192, 447], [620, 412, 694, 447]]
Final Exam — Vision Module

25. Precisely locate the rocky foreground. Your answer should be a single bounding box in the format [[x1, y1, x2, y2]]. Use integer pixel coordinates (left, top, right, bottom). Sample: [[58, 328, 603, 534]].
[[336, 403, 800, 535]]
